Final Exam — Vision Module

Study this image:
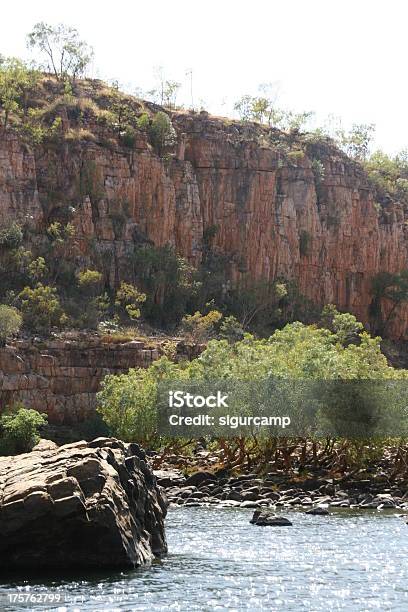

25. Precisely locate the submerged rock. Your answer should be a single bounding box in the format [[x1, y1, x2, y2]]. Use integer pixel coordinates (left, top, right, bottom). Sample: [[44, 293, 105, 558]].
[[305, 506, 330, 516], [0, 437, 167, 569], [250, 510, 293, 526]]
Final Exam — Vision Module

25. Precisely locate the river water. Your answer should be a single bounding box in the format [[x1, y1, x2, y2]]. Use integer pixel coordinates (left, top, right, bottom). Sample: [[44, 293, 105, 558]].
[[1, 506, 408, 611]]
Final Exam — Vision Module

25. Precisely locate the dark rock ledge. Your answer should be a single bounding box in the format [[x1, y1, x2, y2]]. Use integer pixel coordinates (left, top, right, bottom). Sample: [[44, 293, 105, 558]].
[[0, 438, 168, 569]]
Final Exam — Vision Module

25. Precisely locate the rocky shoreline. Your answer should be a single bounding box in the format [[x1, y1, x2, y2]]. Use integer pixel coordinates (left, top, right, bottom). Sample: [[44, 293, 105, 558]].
[[155, 467, 408, 512], [1, 438, 406, 572]]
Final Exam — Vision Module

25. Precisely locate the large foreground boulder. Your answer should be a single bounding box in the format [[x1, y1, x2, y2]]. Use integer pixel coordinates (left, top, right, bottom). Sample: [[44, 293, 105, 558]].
[[0, 438, 168, 569]]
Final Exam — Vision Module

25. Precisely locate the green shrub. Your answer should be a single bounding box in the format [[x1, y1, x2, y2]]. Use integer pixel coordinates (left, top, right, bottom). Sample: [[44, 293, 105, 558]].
[[97, 357, 178, 445], [71, 269, 109, 329], [0, 222, 23, 249], [66, 291, 110, 330], [0, 58, 40, 129], [18, 283, 67, 333], [0, 406, 47, 456], [332, 311, 364, 346], [96, 108, 116, 127], [137, 112, 150, 131], [223, 278, 289, 333], [0, 304, 22, 346], [320, 303, 339, 330], [219, 315, 244, 343], [77, 269, 103, 293], [46, 221, 75, 244], [115, 282, 146, 321], [287, 150, 305, 164], [365, 150, 408, 207], [181, 310, 223, 342], [149, 111, 176, 156], [130, 244, 199, 326], [28, 256, 48, 282], [160, 339, 178, 359], [107, 92, 138, 133]]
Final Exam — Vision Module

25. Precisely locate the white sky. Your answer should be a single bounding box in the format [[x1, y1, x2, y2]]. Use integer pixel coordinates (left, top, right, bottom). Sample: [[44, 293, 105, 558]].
[[2, 0, 407, 153]]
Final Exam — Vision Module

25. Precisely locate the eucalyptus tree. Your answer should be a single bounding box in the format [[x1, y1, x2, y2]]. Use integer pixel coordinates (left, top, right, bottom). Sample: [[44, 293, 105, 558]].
[[27, 22, 94, 81]]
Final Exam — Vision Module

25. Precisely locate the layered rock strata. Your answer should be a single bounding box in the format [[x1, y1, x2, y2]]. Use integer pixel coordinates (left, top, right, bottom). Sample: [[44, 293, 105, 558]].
[[1, 110, 407, 338], [0, 336, 201, 423], [0, 437, 167, 568]]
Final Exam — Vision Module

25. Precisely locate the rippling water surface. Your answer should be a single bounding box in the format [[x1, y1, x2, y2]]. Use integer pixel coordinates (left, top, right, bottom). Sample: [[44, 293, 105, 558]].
[[1, 507, 408, 611]]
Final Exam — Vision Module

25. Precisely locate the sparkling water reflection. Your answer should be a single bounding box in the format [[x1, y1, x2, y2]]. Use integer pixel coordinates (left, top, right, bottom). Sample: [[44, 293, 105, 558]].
[[1, 507, 408, 611]]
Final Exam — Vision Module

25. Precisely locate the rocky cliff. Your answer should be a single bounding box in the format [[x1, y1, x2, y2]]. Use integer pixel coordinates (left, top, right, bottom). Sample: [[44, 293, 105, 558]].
[[1, 83, 407, 339], [0, 335, 201, 423]]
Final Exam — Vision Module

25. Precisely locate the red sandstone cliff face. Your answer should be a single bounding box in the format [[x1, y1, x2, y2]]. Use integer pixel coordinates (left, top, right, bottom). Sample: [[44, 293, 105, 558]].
[[0, 336, 201, 423], [1, 111, 407, 339]]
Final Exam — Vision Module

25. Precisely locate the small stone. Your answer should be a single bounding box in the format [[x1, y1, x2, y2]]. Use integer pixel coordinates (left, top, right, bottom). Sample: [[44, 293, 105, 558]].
[[305, 506, 329, 516], [250, 509, 292, 526]]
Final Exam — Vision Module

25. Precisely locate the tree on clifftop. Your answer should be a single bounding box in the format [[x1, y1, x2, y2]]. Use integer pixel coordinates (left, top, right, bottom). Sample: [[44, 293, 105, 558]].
[[27, 22, 94, 81], [0, 57, 39, 129]]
